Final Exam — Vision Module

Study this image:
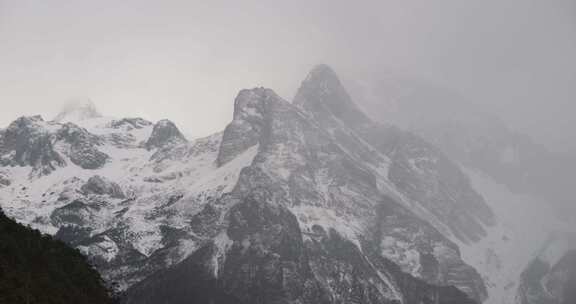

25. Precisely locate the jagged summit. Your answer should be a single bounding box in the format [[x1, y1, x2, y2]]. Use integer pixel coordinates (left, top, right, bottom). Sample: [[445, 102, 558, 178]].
[[53, 98, 102, 123], [232, 87, 279, 120], [5, 115, 47, 133], [217, 87, 282, 166], [145, 119, 187, 149], [294, 64, 370, 127]]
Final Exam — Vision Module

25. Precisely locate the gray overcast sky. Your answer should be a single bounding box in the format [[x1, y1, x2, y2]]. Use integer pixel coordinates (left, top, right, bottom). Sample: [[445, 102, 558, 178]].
[[1, 0, 575, 150]]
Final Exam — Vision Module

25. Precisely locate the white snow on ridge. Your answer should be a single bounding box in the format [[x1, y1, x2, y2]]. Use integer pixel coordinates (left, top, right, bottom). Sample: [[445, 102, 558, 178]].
[[0, 115, 258, 262]]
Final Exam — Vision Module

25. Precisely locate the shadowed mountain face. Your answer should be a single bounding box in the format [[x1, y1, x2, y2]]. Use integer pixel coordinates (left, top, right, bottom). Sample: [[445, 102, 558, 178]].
[[0, 115, 109, 175], [1, 65, 493, 304], [124, 195, 477, 304]]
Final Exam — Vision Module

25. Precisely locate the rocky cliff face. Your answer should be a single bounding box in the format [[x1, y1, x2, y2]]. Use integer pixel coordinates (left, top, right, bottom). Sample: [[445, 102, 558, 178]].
[[216, 88, 272, 166], [0, 116, 66, 175], [0, 65, 495, 303]]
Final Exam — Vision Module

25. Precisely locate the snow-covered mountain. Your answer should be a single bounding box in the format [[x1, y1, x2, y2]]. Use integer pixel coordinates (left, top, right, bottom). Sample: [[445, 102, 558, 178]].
[[0, 65, 571, 303]]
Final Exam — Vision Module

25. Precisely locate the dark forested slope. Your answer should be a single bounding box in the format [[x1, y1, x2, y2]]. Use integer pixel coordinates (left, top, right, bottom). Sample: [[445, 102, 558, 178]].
[[0, 209, 113, 304]]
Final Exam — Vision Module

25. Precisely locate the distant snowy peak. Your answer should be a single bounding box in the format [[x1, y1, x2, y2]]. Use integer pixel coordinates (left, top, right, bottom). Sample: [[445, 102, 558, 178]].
[[0, 114, 111, 175], [53, 98, 102, 123]]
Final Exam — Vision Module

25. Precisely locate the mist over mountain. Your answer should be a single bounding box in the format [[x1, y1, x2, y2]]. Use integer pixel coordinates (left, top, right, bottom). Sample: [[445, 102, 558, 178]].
[[1, 1, 574, 303], [1, 1, 575, 153], [346, 75, 576, 216]]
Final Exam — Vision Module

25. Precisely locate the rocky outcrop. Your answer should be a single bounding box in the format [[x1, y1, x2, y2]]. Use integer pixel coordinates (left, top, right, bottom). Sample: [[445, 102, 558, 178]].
[[81, 175, 125, 198], [0, 116, 66, 175], [371, 196, 487, 301], [0, 116, 110, 174], [50, 200, 99, 227], [145, 119, 187, 150], [56, 123, 109, 169], [0, 171, 10, 187], [108, 118, 153, 131], [216, 88, 276, 166]]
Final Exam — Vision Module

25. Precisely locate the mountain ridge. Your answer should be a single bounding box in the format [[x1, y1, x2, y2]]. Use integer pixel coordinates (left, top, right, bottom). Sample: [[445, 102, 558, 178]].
[[1, 64, 562, 304]]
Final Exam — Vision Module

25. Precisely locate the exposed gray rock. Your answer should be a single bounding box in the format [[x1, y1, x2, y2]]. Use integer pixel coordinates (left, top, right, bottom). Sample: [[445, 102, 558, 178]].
[[50, 200, 98, 227], [145, 119, 187, 150], [56, 123, 109, 169], [371, 196, 487, 301], [0, 171, 10, 187], [0, 116, 110, 174], [81, 175, 125, 198], [216, 88, 277, 166], [0, 116, 66, 175], [54, 225, 93, 246], [108, 117, 153, 130]]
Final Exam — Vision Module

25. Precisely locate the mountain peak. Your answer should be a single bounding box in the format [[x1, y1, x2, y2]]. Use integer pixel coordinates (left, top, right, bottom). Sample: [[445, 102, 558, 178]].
[[145, 119, 187, 149], [294, 64, 370, 127], [303, 64, 339, 83], [53, 98, 102, 123], [216, 87, 284, 166]]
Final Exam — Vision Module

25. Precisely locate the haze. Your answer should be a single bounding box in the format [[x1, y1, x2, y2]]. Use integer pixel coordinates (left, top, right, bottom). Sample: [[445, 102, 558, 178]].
[[1, 0, 575, 152]]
